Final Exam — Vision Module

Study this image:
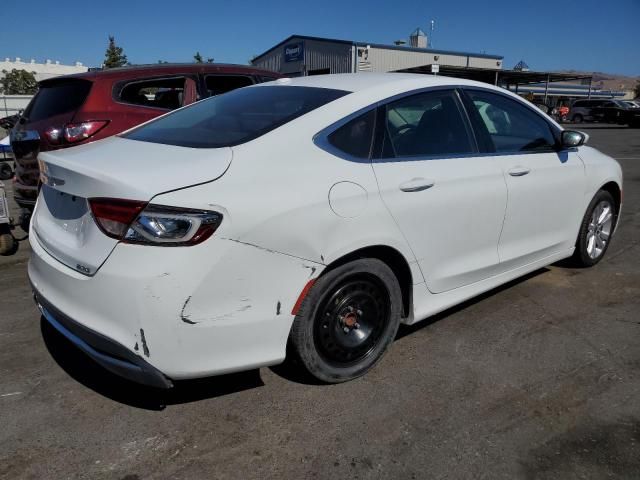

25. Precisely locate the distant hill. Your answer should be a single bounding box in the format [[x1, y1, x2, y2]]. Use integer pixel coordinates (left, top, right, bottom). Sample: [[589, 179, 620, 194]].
[[556, 70, 639, 92]]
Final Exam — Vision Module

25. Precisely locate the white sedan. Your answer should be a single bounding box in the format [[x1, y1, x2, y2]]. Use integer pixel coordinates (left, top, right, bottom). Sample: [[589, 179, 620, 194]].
[[29, 74, 622, 387]]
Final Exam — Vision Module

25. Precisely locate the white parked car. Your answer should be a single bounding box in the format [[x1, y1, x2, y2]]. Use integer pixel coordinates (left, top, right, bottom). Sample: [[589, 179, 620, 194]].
[[29, 74, 623, 387]]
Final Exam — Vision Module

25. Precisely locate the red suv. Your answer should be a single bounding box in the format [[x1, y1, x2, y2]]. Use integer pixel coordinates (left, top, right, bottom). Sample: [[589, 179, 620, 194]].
[[10, 63, 280, 222]]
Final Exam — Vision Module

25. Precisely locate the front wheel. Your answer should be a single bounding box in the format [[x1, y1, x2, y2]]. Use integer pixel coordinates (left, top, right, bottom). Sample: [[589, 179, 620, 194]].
[[571, 190, 617, 267], [572, 114, 583, 123], [289, 258, 402, 383]]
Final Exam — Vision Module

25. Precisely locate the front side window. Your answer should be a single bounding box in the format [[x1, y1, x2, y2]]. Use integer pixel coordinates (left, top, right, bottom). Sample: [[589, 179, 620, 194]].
[[327, 109, 376, 159], [123, 86, 349, 148], [118, 77, 188, 110], [466, 90, 556, 153], [381, 89, 475, 158]]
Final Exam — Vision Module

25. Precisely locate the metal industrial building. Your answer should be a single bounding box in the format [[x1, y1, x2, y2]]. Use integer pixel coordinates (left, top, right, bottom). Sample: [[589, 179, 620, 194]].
[[251, 32, 504, 77]]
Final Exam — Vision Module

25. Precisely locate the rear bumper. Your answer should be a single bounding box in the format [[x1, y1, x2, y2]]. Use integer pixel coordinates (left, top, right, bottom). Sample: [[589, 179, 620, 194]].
[[34, 290, 173, 389], [28, 226, 318, 382]]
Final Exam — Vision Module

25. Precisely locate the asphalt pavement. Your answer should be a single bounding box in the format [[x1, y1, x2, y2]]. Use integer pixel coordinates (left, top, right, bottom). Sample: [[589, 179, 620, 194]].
[[0, 124, 639, 479]]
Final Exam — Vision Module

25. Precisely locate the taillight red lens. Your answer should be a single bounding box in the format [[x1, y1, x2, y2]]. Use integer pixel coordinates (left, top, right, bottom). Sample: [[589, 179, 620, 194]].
[[89, 198, 147, 239], [88, 198, 222, 246], [64, 120, 109, 143]]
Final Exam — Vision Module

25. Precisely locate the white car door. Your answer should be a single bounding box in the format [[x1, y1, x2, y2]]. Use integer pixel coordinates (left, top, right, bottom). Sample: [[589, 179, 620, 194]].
[[372, 89, 508, 294], [463, 89, 586, 268]]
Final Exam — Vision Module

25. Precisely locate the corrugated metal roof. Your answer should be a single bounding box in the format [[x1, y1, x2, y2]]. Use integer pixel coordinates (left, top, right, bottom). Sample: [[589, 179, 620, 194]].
[[251, 34, 504, 64]]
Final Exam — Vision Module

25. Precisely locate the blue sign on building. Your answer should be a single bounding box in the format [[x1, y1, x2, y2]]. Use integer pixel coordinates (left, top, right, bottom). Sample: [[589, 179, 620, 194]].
[[284, 42, 304, 63]]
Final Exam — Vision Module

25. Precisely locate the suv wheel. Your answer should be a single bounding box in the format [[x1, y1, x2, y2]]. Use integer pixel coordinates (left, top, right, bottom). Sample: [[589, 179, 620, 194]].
[[572, 114, 583, 123]]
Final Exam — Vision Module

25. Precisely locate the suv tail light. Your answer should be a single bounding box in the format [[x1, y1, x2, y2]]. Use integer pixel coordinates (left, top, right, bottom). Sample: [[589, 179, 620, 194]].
[[89, 198, 222, 246], [44, 126, 64, 145], [64, 120, 109, 143]]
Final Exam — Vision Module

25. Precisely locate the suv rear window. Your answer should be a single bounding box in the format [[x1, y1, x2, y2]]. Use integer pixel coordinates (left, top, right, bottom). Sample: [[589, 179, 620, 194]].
[[24, 79, 92, 122], [123, 85, 349, 148]]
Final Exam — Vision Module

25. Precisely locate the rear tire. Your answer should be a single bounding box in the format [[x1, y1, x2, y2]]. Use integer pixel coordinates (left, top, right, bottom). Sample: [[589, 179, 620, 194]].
[[570, 190, 617, 267], [0, 163, 12, 180], [289, 258, 402, 383]]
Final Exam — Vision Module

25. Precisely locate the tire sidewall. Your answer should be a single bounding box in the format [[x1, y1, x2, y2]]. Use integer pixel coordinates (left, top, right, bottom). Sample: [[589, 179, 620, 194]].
[[574, 190, 617, 267], [291, 258, 402, 383]]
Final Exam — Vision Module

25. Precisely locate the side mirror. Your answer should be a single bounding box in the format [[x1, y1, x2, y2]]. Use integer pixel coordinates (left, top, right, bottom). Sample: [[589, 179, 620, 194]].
[[561, 130, 588, 148]]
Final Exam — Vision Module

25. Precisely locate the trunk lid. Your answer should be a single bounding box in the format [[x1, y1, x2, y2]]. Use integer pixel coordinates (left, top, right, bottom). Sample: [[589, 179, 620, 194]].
[[33, 136, 232, 275]]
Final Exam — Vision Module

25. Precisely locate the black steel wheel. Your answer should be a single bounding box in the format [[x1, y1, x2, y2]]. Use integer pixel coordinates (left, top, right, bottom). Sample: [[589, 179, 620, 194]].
[[289, 258, 402, 383]]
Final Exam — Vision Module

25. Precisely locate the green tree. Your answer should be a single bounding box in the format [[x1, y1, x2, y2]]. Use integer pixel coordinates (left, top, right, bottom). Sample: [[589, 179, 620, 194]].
[[103, 35, 128, 68], [194, 52, 214, 63], [0, 69, 38, 95]]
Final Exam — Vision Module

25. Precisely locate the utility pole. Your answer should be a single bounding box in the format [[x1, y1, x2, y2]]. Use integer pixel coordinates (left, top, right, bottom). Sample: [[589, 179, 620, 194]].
[[429, 20, 435, 48]]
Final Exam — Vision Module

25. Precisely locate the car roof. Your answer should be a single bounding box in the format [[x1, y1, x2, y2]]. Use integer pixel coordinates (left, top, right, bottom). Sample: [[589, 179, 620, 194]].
[[264, 72, 509, 94], [39, 63, 280, 84]]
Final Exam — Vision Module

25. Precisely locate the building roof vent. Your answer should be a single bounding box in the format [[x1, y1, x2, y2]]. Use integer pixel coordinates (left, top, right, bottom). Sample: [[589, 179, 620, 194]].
[[514, 59, 530, 71], [409, 27, 427, 48]]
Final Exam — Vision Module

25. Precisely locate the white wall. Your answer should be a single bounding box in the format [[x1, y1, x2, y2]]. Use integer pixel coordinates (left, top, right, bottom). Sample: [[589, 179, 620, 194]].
[[0, 95, 32, 117], [0, 58, 88, 82]]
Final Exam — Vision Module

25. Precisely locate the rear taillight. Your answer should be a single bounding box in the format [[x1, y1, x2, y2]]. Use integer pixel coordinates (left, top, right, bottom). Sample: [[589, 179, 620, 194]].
[[89, 198, 147, 239], [64, 120, 109, 143], [44, 126, 63, 145], [89, 198, 222, 246]]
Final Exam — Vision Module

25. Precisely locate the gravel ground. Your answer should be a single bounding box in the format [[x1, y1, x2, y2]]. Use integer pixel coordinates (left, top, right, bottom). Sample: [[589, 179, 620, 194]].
[[0, 123, 638, 480]]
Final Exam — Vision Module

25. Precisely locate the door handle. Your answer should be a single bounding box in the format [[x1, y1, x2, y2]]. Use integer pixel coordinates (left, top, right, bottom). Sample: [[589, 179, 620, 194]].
[[508, 166, 531, 177], [399, 178, 435, 192]]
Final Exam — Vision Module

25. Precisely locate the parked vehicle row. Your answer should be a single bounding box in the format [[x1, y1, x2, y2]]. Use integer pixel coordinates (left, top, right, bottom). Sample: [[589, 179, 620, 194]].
[[28, 73, 622, 387], [570, 99, 640, 126]]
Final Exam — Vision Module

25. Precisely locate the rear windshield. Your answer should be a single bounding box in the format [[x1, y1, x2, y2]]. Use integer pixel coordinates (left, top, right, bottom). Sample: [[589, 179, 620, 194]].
[[24, 79, 92, 122], [123, 85, 349, 148]]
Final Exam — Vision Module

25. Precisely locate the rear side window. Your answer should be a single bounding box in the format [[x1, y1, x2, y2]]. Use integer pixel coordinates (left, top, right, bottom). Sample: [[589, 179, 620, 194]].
[[467, 90, 556, 153], [123, 85, 349, 148], [382, 89, 475, 158], [118, 77, 188, 109], [205, 75, 254, 96], [328, 109, 376, 159], [24, 79, 92, 122]]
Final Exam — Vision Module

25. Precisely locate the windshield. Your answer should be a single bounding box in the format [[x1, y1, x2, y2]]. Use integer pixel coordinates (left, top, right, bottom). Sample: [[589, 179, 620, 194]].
[[123, 85, 350, 148]]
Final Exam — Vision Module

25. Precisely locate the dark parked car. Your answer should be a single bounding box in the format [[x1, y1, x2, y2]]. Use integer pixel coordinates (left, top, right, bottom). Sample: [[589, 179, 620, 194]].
[[570, 99, 640, 126], [10, 63, 281, 224], [590, 100, 640, 126]]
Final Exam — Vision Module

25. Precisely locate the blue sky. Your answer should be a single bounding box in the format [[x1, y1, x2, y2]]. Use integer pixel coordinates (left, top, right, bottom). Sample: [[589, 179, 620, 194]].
[[1, 0, 638, 75]]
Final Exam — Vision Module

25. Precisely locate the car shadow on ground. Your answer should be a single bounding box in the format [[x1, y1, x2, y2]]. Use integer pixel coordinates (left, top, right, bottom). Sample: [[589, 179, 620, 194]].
[[41, 268, 552, 403], [41, 319, 264, 411], [271, 267, 551, 385], [395, 267, 549, 340]]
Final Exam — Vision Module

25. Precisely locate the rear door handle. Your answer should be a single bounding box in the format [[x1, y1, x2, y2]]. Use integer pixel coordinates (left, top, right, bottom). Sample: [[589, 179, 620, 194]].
[[508, 166, 531, 177], [399, 178, 435, 192]]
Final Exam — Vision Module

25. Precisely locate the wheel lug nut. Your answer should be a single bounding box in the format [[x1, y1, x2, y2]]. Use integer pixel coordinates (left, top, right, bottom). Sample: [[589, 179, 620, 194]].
[[343, 327, 350, 334], [356, 309, 363, 315], [354, 323, 360, 329]]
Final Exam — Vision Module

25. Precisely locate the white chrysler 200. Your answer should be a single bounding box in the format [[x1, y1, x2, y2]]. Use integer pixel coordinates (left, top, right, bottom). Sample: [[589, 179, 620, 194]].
[[29, 74, 622, 387]]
